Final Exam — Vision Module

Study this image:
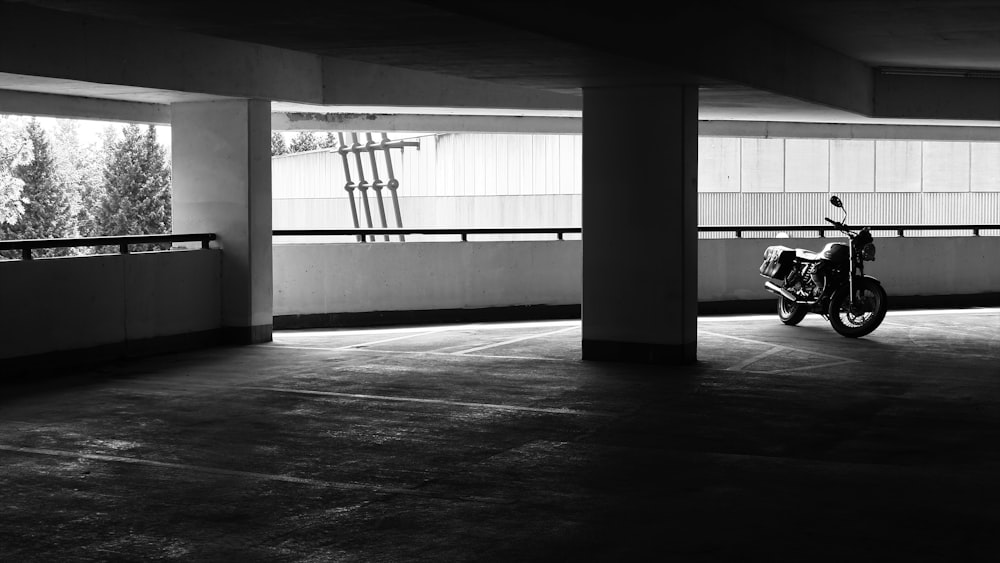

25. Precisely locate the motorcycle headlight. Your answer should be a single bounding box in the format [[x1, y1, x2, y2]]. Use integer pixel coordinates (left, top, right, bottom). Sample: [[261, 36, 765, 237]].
[[861, 243, 876, 261]]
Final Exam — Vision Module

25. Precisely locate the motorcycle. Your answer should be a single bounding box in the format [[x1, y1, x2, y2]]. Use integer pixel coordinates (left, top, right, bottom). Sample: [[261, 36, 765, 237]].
[[758, 195, 888, 337]]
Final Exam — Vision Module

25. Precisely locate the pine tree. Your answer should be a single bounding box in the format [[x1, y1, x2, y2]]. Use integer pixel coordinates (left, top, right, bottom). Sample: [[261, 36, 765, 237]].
[[320, 132, 338, 149], [3, 119, 74, 257], [96, 124, 172, 251], [271, 132, 288, 156], [0, 116, 28, 233], [76, 125, 116, 238], [289, 131, 319, 153], [50, 119, 103, 238]]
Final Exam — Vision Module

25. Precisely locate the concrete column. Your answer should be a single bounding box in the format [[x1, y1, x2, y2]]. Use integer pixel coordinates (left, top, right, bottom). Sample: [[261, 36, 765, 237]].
[[171, 99, 273, 344], [582, 85, 698, 364]]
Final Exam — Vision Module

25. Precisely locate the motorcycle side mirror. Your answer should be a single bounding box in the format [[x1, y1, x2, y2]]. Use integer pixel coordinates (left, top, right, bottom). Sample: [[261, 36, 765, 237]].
[[830, 195, 843, 208]]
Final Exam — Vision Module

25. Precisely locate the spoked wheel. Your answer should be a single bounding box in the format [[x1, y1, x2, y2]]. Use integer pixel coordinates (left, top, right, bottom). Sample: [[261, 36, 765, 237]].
[[777, 296, 807, 326], [828, 278, 888, 338]]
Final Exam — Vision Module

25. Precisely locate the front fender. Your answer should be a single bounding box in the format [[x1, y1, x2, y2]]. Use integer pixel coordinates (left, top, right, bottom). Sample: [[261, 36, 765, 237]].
[[857, 274, 881, 286]]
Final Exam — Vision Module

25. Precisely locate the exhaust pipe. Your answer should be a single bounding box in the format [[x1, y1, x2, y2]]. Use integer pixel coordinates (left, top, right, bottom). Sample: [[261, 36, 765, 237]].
[[764, 281, 802, 303]]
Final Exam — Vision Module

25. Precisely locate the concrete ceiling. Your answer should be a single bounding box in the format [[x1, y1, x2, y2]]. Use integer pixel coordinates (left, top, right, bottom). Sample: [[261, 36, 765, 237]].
[[4, 0, 1000, 123]]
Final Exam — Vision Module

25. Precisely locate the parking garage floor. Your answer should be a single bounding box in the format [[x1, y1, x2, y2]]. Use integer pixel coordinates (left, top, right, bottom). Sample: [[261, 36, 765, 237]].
[[2, 308, 999, 562]]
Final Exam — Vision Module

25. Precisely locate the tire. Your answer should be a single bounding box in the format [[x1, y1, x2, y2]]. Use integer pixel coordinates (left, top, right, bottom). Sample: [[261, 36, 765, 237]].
[[828, 278, 888, 338], [777, 296, 807, 326]]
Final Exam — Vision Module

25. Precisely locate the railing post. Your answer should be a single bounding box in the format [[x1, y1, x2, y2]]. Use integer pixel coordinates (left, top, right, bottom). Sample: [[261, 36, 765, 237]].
[[21, 248, 32, 260], [202, 238, 211, 249], [974, 228, 981, 237], [120, 244, 130, 255], [897, 229, 905, 238]]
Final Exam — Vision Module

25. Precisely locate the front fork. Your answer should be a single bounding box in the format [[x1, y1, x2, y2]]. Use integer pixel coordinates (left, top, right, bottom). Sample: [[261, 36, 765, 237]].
[[847, 243, 866, 309], [848, 243, 854, 308]]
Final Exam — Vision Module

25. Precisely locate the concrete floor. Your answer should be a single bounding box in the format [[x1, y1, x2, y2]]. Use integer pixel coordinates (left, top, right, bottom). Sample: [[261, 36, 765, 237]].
[[2, 308, 999, 562]]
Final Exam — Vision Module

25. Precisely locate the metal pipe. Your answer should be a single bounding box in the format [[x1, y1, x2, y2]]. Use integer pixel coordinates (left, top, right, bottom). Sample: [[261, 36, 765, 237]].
[[337, 132, 363, 242], [763, 281, 816, 305], [381, 133, 405, 242], [351, 133, 375, 241], [367, 133, 390, 241], [328, 139, 418, 153]]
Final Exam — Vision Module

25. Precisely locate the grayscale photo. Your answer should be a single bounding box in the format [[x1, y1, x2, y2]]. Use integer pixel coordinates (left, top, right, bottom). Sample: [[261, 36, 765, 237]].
[[1, 1, 999, 561]]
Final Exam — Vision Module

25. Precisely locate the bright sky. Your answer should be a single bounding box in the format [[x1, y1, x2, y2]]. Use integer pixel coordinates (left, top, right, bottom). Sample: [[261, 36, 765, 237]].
[[39, 116, 172, 146], [4, 114, 420, 151]]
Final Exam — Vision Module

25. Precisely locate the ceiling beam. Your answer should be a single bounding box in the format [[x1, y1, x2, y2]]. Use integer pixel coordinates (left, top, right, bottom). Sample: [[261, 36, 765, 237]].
[[0, 89, 169, 124], [874, 71, 1000, 121], [272, 111, 581, 134], [700, 120, 1000, 141]]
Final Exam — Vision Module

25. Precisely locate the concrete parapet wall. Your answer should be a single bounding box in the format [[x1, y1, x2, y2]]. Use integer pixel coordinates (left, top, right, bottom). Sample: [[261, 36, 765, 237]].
[[0, 250, 221, 361], [699, 236, 1000, 302], [1, 238, 993, 361], [273, 241, 581, 317], [274, 237, 1000, 321]]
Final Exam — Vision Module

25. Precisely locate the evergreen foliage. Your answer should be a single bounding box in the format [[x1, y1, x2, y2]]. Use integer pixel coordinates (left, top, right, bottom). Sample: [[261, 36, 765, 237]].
[[51, 119, 103, 238], [0, 116, 27, 230], [95, 124, 171, 251], [2, 119, 73, 257], [320, 132, 338, 149], [271, 131, 288, 156], [75, 125, 116, 238], [289, 131, 320, 153]]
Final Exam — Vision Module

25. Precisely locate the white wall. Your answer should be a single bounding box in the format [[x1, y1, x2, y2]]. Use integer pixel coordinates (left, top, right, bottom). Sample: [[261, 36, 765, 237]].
[[273, 241, 580, 315], [699, 236, 1000, 301], [272, 134, 583, 230], [698, 137, 1000, 193], [273, 237, 1000, 318], [0, 250, 221, 360], [274, 134, 1000, 231]]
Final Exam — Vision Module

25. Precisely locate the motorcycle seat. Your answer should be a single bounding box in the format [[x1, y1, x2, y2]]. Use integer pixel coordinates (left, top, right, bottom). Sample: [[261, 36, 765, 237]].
[[795, 248, 823, 261]]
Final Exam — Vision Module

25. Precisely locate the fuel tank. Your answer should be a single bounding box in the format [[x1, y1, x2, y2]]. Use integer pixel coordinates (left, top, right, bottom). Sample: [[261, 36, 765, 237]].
[[820, 242, 849, 263]]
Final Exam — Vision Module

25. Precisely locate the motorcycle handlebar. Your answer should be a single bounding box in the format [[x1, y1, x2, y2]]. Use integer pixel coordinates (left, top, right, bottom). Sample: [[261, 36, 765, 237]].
[[824, 217, 839, 227]]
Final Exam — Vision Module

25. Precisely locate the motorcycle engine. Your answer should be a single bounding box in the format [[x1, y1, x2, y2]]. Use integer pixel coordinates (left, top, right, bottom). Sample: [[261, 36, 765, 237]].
[[787, 264, 818, 298]]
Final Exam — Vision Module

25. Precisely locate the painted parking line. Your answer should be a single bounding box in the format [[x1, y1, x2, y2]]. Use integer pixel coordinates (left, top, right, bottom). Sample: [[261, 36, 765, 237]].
[[764, 360, 866, 374], [700, 330, 858, 363], [268, 344, 568, 362], [725, 346, 785, 372], [336, 328, 452, 349], [884, 308, 1000, 317], [0, 444, 508, 503], [881, 321, 990, 338], [452, 325, 580, 355], [276, 320, 580, 339], [241, 386, 601, 416], [700, 330, 859, 373]]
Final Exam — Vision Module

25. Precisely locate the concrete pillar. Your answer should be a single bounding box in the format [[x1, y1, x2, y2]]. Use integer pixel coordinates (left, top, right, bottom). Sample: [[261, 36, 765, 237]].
[[582, 85, 698, 364], [171, 99, 273, 344]]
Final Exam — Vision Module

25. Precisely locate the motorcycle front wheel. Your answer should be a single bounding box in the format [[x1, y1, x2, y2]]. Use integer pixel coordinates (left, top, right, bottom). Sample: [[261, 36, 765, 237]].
[[828, 278, 888, 338], [777, 296, 807, 325]]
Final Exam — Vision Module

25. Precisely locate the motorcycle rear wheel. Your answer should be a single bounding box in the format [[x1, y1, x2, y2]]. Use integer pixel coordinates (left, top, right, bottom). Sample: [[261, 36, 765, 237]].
[[777, 296, 807, 325], [828, 278, 887, 338]]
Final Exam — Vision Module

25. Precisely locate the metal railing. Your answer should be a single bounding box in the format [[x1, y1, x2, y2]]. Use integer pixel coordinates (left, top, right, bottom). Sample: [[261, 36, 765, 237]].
[[274, 227, 583, 242], [275, 225, 1000, 241], [3, 224, 996, 260], [0, 233, 217, 260], [699, 225, 1000, 238]]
